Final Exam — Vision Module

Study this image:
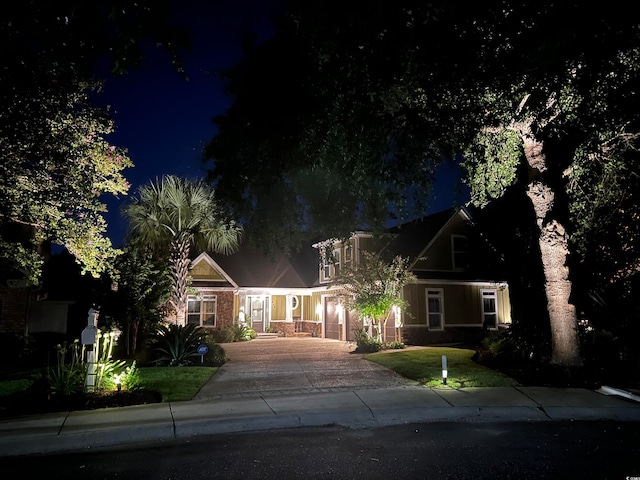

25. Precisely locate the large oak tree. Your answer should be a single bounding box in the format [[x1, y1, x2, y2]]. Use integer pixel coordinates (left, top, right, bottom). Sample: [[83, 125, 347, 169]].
[[206, 0, 640, 366]]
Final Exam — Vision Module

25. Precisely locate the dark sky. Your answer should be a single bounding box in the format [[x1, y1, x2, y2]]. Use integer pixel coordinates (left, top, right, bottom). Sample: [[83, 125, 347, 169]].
[[98, 0, 285, 247], [98, 0, 469, 248]]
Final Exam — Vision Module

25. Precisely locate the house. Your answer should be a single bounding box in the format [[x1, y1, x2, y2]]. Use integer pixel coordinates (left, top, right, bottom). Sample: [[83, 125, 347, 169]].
[[186, 207, 512, 345], [0, 225, 78, 361]]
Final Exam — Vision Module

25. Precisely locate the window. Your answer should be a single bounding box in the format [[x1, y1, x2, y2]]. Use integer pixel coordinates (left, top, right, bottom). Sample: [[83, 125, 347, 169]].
[[291, 295, 299, 310], [344, 243, 353, 269], [426, 289, 444, 330], [187, 295, 217, 327], [320, 255, 331, 280], [320, 247, 343, 281], [333, 249, 341, 277], [481, 289, 498, 329], [452, 235, 469, 270]]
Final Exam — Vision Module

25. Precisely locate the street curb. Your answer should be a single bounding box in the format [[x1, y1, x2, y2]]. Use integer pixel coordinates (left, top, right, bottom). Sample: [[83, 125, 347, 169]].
[[4, 405, 640, 458]]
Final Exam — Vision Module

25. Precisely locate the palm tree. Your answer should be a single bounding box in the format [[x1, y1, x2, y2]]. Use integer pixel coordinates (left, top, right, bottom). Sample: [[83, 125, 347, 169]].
[[124, 175, 242, 325]]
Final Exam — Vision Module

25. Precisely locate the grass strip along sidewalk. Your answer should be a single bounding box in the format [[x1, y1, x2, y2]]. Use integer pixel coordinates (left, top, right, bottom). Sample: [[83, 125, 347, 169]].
[[365, 347, 517, 388]]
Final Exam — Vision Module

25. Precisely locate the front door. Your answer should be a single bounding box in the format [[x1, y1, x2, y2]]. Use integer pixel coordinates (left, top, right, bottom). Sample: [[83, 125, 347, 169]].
[[248, 296, 266, 333], [324, 296, 340, 340]]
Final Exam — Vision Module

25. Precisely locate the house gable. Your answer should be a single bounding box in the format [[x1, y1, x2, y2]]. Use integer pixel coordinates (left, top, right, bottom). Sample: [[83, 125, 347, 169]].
[[413, 209, 471, 272], [190, 253, 238, 288]]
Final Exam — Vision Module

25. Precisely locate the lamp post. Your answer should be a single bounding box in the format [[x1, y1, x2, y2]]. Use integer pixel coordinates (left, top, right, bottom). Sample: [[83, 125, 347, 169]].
[[442, 355, 448, 385]]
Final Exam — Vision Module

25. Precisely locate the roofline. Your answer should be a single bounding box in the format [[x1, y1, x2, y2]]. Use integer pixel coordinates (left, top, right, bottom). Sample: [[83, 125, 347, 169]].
[[311, 231, 378, 249], [410, 207, 471, 270], [191, 252, 239, 288]]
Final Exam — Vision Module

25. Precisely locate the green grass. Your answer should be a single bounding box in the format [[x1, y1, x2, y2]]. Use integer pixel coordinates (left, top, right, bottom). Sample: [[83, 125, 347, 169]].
[[0, 378, 35, 397], [0, 366, 217, 403], [138, 366, 217, 402], [365, 347, 518, 388]]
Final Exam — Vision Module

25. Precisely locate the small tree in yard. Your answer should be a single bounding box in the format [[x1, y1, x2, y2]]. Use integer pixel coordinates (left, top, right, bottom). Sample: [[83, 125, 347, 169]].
[[332, 251, 416, 345]]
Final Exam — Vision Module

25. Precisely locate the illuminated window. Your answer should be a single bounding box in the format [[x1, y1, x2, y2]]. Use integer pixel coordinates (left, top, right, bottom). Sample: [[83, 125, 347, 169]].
[[187, 295, 217, 327], [481, 289, 498, 329], [426, 289, 444, 331]]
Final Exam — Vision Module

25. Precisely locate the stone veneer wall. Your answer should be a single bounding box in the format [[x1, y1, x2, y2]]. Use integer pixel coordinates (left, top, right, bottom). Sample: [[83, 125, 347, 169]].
[[269, 321, 295, 337], [215, 292, 235, 330], [300, 321, 320, 337]]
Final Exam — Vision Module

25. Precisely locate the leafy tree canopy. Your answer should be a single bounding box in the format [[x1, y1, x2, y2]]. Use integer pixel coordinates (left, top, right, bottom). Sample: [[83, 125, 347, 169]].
[[1, 0, 188, 283], [123, 175, 243, 325], [0, 78, 132, 283], [331, 250, 416, 341], [205, 0, 640, 365], [204, 1, 446, 253]]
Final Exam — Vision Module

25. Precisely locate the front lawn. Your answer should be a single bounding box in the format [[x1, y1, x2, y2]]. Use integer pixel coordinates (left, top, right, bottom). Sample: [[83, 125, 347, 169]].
[[365, 347, 518, 388], [138, 366, 216, 402], [0, 365, 218, 418]]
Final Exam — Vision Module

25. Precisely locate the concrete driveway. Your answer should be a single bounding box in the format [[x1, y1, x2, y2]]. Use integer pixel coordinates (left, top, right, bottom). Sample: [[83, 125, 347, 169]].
[[193, 337, 416, 399]]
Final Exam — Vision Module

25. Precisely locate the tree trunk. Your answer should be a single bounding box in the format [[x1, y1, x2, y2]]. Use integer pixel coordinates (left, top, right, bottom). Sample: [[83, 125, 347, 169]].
[[522, 136, 582, 367], [170, 239, 191, 326], [131, 319, 139, 355]]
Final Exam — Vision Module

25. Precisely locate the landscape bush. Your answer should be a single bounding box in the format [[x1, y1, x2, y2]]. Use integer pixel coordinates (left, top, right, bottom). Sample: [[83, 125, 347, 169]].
[[152, 323, 228, 367], [153, 323, 207, 366], [221, 324, 257, 343], [353, 328, 383, 353]]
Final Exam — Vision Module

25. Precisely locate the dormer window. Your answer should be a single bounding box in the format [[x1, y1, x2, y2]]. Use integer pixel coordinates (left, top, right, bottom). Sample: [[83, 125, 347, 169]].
[[320, 248, 331, 281], [333, 248, 341, 277], [344, 243, 352, 269], [452, 235, 469, 270]]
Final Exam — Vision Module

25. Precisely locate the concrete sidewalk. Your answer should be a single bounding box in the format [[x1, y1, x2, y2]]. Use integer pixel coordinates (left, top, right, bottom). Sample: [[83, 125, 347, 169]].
[[1, 384, 639, 458]]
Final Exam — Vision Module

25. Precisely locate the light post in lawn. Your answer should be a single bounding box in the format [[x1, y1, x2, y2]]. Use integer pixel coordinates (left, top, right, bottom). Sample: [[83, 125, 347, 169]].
[[442, 355, 448, 385]]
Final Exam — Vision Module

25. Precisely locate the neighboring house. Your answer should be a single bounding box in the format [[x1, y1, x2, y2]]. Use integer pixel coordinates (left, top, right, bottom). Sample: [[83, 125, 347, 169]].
[[0, 233, 83, 343], [187, 207, 512, 345], [0, 223, 69, 340]]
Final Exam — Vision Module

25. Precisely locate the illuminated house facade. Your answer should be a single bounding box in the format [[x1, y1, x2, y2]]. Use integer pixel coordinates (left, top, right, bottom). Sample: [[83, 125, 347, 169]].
[[187, 207, 512, 345]]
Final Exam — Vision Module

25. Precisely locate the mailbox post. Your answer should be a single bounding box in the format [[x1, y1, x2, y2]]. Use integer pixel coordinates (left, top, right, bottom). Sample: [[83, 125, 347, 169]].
[[81, 308, 99, 392]]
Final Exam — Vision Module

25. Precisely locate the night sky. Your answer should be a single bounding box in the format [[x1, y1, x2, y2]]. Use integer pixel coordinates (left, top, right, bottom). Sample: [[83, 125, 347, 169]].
[[97, 0, 285, 247], [97, 0, 469, 248]]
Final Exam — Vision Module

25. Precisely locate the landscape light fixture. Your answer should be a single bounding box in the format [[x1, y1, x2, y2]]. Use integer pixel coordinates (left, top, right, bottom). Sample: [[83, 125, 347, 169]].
[[442, 355, 448, 385]]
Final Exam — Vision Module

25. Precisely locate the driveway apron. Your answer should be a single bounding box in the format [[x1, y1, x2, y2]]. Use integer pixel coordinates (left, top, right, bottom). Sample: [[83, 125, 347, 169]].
[[193, 337, 415, 399]]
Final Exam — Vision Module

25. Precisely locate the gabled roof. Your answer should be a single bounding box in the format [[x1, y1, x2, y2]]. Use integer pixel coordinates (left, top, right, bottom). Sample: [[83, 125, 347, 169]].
[[380, 207, 470, 262], [191, 206, 481, 289], [202, 245, 319, 289]]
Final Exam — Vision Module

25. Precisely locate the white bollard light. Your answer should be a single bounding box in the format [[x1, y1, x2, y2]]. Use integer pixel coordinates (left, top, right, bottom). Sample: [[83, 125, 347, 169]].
[[442, 355, 448, 385]]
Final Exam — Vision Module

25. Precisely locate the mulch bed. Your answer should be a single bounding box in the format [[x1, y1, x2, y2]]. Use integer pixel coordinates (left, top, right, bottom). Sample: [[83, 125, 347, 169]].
[[0, 387, 162, 420], [473, 347, 640, 390]]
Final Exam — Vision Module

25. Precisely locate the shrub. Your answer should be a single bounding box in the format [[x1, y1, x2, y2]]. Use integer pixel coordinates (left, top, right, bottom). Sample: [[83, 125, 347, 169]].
[[153, 323, 205, 366], [384, 341, 405, 350], [46, 341, 85, 397], [353, 328, 383, 353], [222, 324, 257, 342], [118, 361, 143, 390], [204, 343, 228, 367]]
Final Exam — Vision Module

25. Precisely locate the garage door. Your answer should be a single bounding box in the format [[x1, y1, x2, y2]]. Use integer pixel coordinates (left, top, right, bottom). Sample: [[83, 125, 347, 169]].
[[324, 297, 340, 340]]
